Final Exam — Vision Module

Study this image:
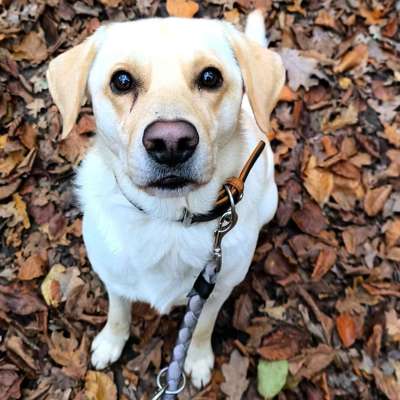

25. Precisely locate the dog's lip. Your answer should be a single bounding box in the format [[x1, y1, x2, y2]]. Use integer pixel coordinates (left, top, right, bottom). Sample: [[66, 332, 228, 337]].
[[149, 175, 194, 190]]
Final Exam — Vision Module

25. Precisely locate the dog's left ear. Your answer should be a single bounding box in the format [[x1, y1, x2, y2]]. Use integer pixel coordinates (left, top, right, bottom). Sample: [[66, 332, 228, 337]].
[[46, 37, 97, 139], [226, 29, 285, 135]]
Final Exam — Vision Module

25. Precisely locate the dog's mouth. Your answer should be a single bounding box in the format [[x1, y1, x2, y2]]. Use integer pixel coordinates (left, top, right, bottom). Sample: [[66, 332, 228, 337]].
[[149, 175, 195, 190]]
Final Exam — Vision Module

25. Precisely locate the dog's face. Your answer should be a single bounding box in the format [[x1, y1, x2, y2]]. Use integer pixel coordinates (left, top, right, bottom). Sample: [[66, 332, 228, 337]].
[[47, 18, 284, 198]]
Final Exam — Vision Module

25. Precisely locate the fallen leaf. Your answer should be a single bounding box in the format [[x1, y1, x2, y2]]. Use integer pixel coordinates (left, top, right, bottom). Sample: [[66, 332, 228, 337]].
[[257, 360, 288, 399], [41, 264, 84, 307], [386, 309, 400, 342], [258, 326, 308, 360], [232, 293, 252, 332], [18, 253, 47, 280], [48, 332, 89, 379], [85, 370, 117, 400], [279, 48, 325, 91], [221, 350, 249, 400], [13, 31, 48, 64], [289, 344, 335, 380], [385, 218, 400, 248], [292, 200, 328, 236], [166, 0, 199, 18], [373, 367, 400, 400], [311, 247, 337, 281], [383, 124, 400, 148], [0, 284, 46, 316], [336, 313, 357, 347], [333, 44, 368, 73], [0, 366, 22, 400], [303, 156, 334, 206], [99, 0, 121, 7], [364, 185, 392, 216]]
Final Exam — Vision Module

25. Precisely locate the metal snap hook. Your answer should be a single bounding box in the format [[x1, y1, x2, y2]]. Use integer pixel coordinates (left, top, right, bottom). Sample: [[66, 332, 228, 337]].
[[152, 367, 186, 399]]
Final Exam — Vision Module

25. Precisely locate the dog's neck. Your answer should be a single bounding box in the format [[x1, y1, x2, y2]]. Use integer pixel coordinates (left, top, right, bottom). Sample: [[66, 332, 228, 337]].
[[96, 129, 247, 224]]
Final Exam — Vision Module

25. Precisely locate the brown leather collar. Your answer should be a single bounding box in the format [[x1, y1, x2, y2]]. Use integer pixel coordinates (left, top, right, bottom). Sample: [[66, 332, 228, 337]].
[[115, 141, 266, 225]]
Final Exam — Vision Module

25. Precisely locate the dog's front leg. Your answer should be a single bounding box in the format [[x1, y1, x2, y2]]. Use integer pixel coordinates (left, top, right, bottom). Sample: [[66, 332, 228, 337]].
[[184, 283, 232, 389], [91, 290, 131, 369]]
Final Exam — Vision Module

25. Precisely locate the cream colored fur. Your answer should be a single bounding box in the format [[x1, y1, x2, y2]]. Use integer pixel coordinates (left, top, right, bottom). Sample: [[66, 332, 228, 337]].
[[47, 10, 284, 389]]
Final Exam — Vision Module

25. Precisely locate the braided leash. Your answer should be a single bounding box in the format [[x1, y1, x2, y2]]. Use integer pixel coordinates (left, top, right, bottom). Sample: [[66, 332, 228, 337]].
[[152, 142, 265, 399], [152, 188, 237, 400]]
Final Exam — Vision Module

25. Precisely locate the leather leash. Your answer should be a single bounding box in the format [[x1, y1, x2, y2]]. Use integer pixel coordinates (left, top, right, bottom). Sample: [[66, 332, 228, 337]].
[[151, 141, 266, 399]]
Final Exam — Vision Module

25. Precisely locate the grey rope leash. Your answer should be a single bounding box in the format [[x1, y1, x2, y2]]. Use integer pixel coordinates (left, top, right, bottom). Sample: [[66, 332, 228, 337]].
[[152, 186, 238, 400]]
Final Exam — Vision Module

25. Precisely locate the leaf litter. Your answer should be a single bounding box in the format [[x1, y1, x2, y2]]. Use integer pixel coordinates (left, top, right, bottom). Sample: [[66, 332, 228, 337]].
[[0, 0, 400, 399]]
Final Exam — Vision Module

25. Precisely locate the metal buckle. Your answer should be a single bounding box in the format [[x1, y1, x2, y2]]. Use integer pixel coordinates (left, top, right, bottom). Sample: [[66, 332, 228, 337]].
[[181, 208, 193, 227], [152, 367, 186, 399]]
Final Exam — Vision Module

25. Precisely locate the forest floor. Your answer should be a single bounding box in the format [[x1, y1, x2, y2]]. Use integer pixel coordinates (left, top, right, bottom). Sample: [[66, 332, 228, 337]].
[[0, 0, 400, 399]]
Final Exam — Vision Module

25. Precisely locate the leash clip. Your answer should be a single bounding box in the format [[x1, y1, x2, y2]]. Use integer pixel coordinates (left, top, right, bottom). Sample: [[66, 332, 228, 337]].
[[152, 367, 186, 400], [214, 185, 238, 251]]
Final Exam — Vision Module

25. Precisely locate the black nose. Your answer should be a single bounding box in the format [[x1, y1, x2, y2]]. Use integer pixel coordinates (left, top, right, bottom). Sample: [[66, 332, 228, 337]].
[[142, 120, 199, 167]]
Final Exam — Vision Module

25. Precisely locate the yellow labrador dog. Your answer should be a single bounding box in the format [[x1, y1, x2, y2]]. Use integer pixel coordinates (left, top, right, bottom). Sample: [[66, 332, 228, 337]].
[[47, 10, 284, 388]]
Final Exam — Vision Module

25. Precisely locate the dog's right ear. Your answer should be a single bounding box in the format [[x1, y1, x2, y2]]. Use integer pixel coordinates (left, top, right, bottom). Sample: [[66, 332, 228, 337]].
[[46, 37, 97, 139]]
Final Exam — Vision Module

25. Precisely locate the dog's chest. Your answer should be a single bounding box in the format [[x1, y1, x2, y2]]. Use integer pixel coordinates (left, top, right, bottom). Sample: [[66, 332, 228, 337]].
[[83, 207, 216, 313]]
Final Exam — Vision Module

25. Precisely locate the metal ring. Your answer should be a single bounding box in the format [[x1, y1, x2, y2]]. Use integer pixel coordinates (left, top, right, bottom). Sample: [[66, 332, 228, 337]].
[[156, 367, 186, 395], [224, 184, 236, 209]]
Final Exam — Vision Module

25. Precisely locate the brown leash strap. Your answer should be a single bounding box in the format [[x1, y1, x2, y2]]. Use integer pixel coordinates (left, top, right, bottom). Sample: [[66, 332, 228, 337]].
[[188, 140, 265, 224]]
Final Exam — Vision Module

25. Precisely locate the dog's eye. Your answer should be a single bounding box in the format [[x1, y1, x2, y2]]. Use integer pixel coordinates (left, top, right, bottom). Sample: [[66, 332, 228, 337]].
[[110, 70, 134, 93], [197, 67, 223, 90]]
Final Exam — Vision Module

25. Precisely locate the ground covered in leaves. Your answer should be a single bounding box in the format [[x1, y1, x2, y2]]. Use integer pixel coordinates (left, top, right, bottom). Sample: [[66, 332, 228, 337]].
[[1, 0, 400, 399]]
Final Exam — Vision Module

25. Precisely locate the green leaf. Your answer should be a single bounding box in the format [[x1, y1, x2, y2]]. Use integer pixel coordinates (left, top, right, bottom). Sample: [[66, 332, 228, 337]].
[[257, 360, 289, 399]]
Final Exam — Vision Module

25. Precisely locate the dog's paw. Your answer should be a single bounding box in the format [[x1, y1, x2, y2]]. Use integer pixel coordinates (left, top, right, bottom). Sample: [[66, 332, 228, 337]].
[[184, 344, 214, 389], [91, 326, 128, 369]]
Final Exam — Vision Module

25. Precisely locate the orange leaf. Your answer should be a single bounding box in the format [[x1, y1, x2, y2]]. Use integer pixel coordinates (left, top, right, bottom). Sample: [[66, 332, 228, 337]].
[[364, 185, 392, 217], [166, 0, 199, 18], [279, 85, 297, 102], [311, 247, 337, 281], [85, 371, 117, 400], [333, 44, 368, 74], [18, 254, 47, 281], [336, 313, 357, 347]]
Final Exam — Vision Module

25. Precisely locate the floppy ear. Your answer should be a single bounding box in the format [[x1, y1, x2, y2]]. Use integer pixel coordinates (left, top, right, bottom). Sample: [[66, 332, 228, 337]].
[[46, 38, 97, 139], [227, 31, 285, 135]]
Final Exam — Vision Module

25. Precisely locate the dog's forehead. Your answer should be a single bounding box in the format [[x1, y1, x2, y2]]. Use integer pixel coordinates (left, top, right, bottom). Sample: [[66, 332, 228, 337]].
[[94, 18, 234, 68]]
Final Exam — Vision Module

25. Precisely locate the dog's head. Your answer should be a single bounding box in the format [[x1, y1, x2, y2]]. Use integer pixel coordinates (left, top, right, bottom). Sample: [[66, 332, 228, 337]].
[[47, 17, 284, 197]]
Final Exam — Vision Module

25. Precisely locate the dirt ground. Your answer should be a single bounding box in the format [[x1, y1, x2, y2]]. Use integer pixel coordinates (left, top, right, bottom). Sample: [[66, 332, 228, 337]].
[[1, 0, 400, 399]]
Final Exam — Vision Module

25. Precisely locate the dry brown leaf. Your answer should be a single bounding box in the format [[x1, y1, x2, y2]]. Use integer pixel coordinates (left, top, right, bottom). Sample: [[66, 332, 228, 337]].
[[41, 264, 84, 307], [373, 367, 400, 400], [166, 0, 199, 18], [99, 0, 121, 7], [280, 49, 325, 91], [289, 344, 335, 380], [386, 309, 400, 342], [303, 156, 334, 206], [336, 313, 357, 347], [292, 201, 327, 236], [85, 371, 117, 400], [322, 103, 358, 132], [258, 326, 308, 361], [385, 218, 400, 248], [315, 10, 336, 29], [221, 350, 249, 400], [364, 185, 392, 217], [13, 32, 48, 64], [383, 124, 400, 148], [311, 247, 337, 281], [18, 253, 47, 281], [13, 193, 30, 229], [334, 44, 368, 73], [48, 332, 89, 379]]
